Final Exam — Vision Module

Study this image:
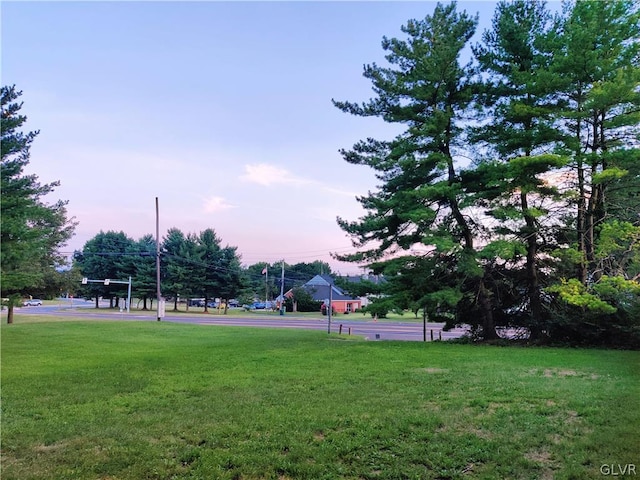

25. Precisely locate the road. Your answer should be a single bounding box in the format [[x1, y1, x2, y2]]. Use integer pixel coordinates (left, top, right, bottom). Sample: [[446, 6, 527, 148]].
[[11, 301, 469, 342], [170, 315, 468, 341]]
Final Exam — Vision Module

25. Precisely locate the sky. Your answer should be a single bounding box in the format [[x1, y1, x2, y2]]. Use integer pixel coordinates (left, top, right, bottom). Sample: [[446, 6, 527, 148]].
[[2, 0, 529, 274]]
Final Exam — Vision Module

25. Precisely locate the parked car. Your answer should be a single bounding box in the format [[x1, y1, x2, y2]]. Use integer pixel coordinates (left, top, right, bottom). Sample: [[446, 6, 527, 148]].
[[189, 298, 205, 307], [250, 301, 276, 310], [23, 299, 43, 306]]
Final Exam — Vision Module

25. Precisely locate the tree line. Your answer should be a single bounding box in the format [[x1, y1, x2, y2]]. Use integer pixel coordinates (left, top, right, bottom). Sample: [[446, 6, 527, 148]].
[[73, 229, 335, 312], [332, 0, 640, 347]]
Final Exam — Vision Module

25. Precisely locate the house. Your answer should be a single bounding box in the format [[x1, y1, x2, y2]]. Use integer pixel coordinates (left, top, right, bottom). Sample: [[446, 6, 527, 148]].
[[296, 274, 362, 314]]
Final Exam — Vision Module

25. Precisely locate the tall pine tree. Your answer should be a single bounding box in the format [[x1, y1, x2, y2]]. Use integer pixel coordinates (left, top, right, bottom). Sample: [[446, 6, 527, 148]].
[[1, 85, 76, 323], [333, 3, 499, 339], [471, 0, 565, 337], [552, 0, 640, 282]]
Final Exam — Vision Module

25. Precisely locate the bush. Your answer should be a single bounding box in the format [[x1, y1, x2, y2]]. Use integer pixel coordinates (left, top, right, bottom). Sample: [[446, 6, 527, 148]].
[[360, 298, 393, 318], [284, 287, 323, 313]]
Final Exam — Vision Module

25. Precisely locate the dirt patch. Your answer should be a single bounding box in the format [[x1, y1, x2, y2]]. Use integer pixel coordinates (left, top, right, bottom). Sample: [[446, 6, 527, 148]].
[[469, 427, 494, 440], [33, 441, 68, 453], [566, 410, 581, 423], [548, 433, 562, 445], [525, 449, 552, 463], [524, 449, 555, 480], [421, 401, 442, 412], [546, 369, 575, 377], [419, 367, 449, 374], [529, 368, 600, 379]]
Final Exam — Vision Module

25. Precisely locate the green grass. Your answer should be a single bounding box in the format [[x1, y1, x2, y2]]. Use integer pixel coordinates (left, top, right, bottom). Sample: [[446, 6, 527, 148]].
[[1, 319, 638, 479]]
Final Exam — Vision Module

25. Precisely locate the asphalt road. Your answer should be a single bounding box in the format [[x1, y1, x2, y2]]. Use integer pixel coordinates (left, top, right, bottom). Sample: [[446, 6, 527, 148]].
[[11, 302, 469, 342]]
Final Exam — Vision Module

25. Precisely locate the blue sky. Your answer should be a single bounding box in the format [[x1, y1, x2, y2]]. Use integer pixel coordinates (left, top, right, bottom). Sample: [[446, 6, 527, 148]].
[[3, 1, 522, 273]]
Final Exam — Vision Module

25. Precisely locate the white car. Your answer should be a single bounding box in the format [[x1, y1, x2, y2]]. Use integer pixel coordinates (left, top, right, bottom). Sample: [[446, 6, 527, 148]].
[[23, 299, 43, 306]]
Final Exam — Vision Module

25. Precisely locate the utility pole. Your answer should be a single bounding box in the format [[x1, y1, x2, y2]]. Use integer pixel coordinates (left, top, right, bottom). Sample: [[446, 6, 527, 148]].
[[265, 265, 268, 305], [127, 276, 132, 314], [279, 260, 285, 315], [327, 283, 333, 334], [156, 197, 162, 321]]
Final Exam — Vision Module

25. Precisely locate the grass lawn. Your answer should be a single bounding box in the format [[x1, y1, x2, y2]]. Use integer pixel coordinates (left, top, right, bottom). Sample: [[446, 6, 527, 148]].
[[1, 319, 638, 479]]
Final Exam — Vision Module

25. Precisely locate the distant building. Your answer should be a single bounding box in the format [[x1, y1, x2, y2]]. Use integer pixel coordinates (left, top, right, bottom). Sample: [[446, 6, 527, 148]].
[[340, 273, 386, 307], [293, 274, 362, 314]]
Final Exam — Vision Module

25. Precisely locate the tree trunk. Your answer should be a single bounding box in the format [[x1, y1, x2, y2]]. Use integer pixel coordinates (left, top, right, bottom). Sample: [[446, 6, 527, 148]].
[[585, 111, 608, 282], [464, 257, 498, 341], [521, 191, 544, 339], [446, 148, 496, 340], [422, 308, 427, 342], [577, 155, 588, 284], [7, 304, 14, 324], [479, 279, 499, 340], [574, 88, 588, 285], [95, 297, 99, 309]]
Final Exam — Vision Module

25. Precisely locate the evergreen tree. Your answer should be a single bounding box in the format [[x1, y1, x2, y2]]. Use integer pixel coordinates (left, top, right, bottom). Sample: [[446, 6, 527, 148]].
[[194, 229, 222, 311], [1, 85, 76, 323], [471, 0, 566, 337], [333, 3, 499, 339], [541, 0, 640, 346], [162, 228, 192, 310], [129, 235, 157, 310], [74, 231, 135, 308], [216, 245, 244, 313], [552, 0, 640, 282]]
